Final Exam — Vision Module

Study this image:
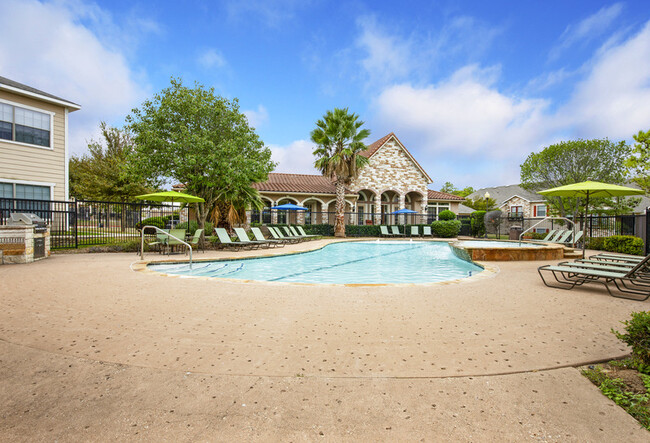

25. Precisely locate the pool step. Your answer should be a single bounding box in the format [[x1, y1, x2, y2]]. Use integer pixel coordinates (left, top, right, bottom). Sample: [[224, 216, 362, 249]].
[[563, 248, 583, 259]]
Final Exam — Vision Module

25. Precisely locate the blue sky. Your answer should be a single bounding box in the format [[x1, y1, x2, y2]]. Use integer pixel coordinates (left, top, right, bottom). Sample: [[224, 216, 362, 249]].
[[2, 0, 650, 189]]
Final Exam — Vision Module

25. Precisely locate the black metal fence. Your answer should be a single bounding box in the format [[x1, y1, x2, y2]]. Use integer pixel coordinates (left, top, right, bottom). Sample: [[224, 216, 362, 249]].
[[1, 197, 179, 249], [2, 197, 649, 253]]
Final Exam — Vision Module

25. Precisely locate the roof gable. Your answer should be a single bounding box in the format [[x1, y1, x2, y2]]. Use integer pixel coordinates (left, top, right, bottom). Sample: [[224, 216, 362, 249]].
[[361, 133, 433, 183]]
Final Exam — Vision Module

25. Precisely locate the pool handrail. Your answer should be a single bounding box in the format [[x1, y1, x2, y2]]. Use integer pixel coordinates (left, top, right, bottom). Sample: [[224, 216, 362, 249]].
[[519, 217, 575, 247], [141, 225, 192, 268]]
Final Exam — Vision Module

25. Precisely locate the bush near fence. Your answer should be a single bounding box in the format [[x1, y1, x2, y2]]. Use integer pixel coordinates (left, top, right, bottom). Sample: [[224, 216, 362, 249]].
[[431, 220, 461, 237], [588, 235, 644, 256]]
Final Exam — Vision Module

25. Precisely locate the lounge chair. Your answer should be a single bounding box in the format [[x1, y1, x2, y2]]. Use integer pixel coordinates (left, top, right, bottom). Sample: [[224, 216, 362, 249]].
[[391, 226, 405, 236], [213, 227, 246, 251], [561, 230, 583, 246], [590, 253, 644, 263], [251, 227, 284, 248], [188, 228, 204, 252], [281, 226, 307, 242], [538, 254, 650, 300], [288, 226, 311, 241], [166, 229, 187, 254], [380, 226, 395, 237], [539, 229, 558, 242], [269, 226, 300, 244], [422, 226, 432, 237], [410, 226, 420, 237], [539, 230, 566, 243], [553, 230, 573, 244], [296, 226, 320, 239], [234, 227, 269, 249]]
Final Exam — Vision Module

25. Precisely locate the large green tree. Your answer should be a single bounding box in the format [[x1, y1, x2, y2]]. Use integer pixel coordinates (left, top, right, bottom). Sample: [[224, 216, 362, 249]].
[[520, 138, 633, 219], [69, 122, 157, 201], [440, 182, 476, 198], [126, 78, 275, 230], [311, 108, 370, 238], [624, 129, 650, 195]]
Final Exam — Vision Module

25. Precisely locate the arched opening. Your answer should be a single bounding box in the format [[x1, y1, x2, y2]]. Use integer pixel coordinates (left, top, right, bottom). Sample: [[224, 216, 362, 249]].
[[356, 190, 376, 225], [405, 191, 425, 224], [381, 190, 399, 225], [251, 197, 273, 224], [302, 198, 324, 225], [327, 200, 354, 226], [276, 198, 299, 225]]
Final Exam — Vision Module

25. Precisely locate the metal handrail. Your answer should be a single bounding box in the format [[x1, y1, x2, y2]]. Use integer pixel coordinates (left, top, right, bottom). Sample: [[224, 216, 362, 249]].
[[518, 217, 576, 246], [140, 225, 192, 268]]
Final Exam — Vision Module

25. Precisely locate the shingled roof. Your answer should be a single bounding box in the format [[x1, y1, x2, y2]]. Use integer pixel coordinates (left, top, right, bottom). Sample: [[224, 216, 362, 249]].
[[0, 76, 80, 109], [427, 190, 465, 201], [252, 173, 351, 195]]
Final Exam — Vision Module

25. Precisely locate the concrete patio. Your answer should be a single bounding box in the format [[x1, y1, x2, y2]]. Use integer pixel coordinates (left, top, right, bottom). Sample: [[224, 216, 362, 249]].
[[0, 240, 648, 441]]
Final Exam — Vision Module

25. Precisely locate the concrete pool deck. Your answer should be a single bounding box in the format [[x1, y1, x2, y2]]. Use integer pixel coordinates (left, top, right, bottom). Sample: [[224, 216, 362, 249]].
[[0, 238, 648, 441]]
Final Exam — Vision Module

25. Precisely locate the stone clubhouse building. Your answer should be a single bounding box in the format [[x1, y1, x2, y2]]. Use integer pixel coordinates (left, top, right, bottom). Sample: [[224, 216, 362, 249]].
[[251, 133, 465, 225]]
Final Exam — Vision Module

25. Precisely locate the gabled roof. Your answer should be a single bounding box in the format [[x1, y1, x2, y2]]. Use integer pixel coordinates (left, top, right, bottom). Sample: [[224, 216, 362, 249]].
[[467, 184, 545, 206], [427, 190, 465, 201], [361, 132, 433, 183], [0, 76, 81, 110], [252, 173, 354, 195]]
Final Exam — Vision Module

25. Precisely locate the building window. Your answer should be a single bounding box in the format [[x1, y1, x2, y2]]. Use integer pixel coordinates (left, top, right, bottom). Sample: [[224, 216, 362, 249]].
[[427, 203, 450, 223], [0, 102, 51, 148], [534, 204, 546, 217], [0, 182, 51, 218]]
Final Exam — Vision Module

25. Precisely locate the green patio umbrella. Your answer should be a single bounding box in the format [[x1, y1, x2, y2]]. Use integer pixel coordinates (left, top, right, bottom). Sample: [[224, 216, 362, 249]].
[[135, 191, 205, 228], [538, 181, 644, 257]]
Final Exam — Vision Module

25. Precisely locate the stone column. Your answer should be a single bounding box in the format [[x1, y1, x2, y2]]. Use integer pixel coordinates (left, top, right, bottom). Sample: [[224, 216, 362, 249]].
[[271, 201, 278, 224], [374, 194, 382, 225], [398, 193, 406, 225]]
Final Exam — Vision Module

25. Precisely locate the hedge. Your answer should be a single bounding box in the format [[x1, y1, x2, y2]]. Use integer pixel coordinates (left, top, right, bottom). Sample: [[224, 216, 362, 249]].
[[431, 220, 461, 238], [587, 235, 644, 256]]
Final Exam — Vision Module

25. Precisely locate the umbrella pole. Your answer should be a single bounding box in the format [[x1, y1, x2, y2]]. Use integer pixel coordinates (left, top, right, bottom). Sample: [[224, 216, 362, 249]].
[[582, 193, 589, 258]]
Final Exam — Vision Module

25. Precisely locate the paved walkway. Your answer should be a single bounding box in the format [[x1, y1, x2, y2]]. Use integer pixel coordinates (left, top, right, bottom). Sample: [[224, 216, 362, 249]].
[[0, 240, 648, 441]]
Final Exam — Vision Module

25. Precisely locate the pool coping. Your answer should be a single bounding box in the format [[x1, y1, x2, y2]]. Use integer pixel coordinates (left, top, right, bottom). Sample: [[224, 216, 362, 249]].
[[131, 238, 500, 287]]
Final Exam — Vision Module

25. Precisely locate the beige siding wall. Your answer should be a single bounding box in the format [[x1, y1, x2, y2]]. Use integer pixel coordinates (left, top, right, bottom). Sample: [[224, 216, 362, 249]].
[[0, 90, 67, 201]]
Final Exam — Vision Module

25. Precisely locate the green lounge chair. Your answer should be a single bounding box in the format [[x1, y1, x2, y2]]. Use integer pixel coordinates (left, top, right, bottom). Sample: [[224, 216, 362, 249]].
[[234, 227, 269, 249], [166, 229, 187, 254], [538, 254, 650, 301], [269, 226, 300, 244], [251, 227, 284, 248], [410, 226, 420, 237], [561, 231, 583, 246], [188, 228, 204, 252], [391, 226, 405, 236], [553, 230, 573, 244], [539, 230, 566, 243], [282, 226, 306, 242], [422, 226, 432, 237], [214, 228, 246, 251], [591, 253, 644, 263], [539, 229, 558, 242], [296, 226, 320, 239], [288, 226, 311, 241], [380, 226, 395, 237]]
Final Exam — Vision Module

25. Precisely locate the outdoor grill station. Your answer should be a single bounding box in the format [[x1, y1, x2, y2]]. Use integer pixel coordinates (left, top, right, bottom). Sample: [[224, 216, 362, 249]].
[[0, 213, 50, 264]]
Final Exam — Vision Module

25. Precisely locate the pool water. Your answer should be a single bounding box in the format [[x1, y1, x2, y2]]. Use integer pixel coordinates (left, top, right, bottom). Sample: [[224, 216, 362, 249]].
[[148, 241, 483, 284]]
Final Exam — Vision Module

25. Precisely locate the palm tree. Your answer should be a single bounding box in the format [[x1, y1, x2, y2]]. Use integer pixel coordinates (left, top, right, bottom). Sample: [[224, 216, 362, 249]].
[[311, 108, 371, 238]]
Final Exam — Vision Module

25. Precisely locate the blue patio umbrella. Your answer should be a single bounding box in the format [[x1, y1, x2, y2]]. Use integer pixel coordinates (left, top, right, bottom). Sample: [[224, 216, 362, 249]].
[[272, 203, 309, 211], [390, 208, 418, 214]]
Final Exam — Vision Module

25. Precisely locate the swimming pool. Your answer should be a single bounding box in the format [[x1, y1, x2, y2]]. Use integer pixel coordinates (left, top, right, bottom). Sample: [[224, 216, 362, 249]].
[[148, 241, 484, 284]]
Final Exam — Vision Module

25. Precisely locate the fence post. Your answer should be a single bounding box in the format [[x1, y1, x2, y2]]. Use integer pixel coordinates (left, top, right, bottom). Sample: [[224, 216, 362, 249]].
[[646, 207, 650, 256], [74, 200, 78, 249]]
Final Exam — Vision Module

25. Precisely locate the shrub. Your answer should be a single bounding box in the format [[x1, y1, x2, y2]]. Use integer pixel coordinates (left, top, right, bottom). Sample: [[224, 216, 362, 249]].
[[523, 232, 547, 240], [345, 224, 381, 237], [438, 210, 456, 221], [431, 220, 461, 238], [613, 311, 650, 373], [588, 236, 606, 251], [603, 235, 644, 256], [176, 221, 213, 236], [135, 216, 167, 231], [470, 211, 486, 237]]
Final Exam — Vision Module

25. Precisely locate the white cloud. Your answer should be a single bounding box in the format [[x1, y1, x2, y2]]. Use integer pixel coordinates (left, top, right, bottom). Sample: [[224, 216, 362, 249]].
[[198, 48, 227, 69], [557, 21, 650, 139], [374, 65, 550, 158], [268, 140, 320, 174], [225, 0, 311, 27], [243, 105, 269, 128], [549, 3, 623, 60], [0, 0, 150, 155]]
